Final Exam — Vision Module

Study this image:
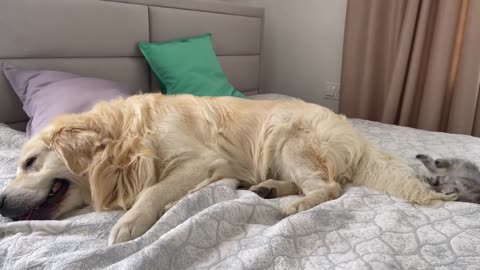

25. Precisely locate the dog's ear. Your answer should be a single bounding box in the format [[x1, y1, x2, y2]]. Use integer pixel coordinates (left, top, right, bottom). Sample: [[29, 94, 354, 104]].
[[49, 127, 102, 175]]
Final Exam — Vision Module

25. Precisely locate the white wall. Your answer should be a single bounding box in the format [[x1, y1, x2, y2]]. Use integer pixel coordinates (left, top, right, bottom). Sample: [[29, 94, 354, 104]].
[[224, 0, 348, 112]]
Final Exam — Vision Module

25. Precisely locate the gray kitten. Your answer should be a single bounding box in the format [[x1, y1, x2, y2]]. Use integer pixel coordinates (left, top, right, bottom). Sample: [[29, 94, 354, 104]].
[[416, 154, 480, 203]]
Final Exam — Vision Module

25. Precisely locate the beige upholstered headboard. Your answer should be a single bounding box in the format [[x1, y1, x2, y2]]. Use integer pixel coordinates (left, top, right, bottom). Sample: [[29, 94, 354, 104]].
[[0, 0, 264, 130]]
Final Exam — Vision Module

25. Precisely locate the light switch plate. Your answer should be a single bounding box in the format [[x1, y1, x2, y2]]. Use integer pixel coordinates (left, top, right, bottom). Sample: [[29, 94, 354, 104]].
[[324, 81, 340, 100]]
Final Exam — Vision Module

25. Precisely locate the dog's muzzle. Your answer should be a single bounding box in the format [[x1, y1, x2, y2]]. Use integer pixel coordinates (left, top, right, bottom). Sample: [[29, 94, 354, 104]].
[[0, 179, 70, 220]]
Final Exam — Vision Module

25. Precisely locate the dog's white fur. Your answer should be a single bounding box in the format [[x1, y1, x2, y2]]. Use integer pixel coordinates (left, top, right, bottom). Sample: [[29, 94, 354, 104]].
[[3, 93, 453, 245]]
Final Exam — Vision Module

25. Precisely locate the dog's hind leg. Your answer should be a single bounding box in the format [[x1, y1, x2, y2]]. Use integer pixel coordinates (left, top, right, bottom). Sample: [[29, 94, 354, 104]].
[[356, 147, 456, 204], [249, 179, 300, 198], [186, 159, 233, 195], [275, 140, 343, 215], [187, 176, 224, 195], [164, 178, 220, 212], [282, 177, 342, 216]]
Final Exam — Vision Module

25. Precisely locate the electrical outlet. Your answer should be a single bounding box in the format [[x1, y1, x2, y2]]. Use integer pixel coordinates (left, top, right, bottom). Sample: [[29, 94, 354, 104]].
[[324, 81, 340, 100]]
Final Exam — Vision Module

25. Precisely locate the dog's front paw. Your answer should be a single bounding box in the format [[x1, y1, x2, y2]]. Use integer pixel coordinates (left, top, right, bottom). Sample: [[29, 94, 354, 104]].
[[108, 211, 156, 245], [282, 197, 318, 216]]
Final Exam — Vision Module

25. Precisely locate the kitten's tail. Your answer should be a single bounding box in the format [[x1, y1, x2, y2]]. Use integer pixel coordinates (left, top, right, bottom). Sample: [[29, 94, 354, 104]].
[[352, 142, 455, 204]]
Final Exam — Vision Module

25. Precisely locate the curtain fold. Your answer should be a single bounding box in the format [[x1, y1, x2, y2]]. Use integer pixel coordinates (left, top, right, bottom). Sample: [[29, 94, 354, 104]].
[[340, 0, 480, 136]]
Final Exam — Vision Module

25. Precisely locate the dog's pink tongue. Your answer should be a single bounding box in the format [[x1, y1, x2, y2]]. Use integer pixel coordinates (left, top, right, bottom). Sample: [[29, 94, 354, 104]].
[[51, 181, 62, 194]]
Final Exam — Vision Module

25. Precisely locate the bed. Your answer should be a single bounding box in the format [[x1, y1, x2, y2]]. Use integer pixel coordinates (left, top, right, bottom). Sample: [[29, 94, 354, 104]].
[[1, 1, 480, 269]]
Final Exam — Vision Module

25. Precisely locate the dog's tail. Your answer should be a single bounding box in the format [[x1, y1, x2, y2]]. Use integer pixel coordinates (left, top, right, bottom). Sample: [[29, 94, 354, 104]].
[[352, 141, 454, 204]]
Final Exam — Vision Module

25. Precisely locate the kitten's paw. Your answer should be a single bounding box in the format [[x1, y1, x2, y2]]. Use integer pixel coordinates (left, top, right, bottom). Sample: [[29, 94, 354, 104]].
[[416, 154, 429, 160], [424, 177, 439, 186], [282, 198, 318, 216], [434, 159, 450, 168]]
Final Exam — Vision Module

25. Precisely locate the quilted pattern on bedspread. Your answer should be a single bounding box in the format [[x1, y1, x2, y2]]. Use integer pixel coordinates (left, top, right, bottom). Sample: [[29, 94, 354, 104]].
[[0, 120, 479, 270]]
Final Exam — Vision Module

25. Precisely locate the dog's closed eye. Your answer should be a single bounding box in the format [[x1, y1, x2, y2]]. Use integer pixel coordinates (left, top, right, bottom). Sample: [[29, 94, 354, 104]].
[[24, 157, 36, 170]]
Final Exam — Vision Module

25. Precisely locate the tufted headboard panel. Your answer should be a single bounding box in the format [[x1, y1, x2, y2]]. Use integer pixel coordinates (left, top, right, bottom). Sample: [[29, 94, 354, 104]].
[[0, 0, 264, 130]]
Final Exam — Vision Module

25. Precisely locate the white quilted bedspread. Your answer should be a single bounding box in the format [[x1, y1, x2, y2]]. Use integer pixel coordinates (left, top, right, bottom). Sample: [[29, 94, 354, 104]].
[[1, 120, 480, 270]]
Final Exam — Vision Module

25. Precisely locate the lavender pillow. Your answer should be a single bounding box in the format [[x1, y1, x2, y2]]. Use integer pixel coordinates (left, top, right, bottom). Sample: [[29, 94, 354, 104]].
[[2, 63, 133, 137]]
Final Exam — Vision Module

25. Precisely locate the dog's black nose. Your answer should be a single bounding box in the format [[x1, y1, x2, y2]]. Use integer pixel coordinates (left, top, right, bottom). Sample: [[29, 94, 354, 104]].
[[0, 194, 5, 211], [0, 194, 17, 218]]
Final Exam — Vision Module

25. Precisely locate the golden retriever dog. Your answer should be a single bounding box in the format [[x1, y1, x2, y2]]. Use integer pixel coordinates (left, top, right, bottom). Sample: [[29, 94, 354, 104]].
[[0, 93, 454, 245]]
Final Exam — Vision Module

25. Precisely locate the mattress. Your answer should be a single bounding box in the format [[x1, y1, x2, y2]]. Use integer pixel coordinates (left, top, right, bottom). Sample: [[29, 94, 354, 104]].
[[1, 119, 480, 269]]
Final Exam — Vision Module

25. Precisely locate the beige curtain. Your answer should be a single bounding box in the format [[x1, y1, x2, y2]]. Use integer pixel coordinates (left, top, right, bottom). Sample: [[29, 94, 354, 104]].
[[339, 0, 480, 136]]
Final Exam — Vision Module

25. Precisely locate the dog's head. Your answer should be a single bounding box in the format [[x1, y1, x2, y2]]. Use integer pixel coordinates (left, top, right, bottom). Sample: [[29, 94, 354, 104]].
[[0, 110, 156, 221], [0, 116, 100, 221]]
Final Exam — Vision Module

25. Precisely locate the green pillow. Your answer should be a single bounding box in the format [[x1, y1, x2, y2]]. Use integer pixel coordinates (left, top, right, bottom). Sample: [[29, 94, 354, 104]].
[[139, 33, 246, 98]]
